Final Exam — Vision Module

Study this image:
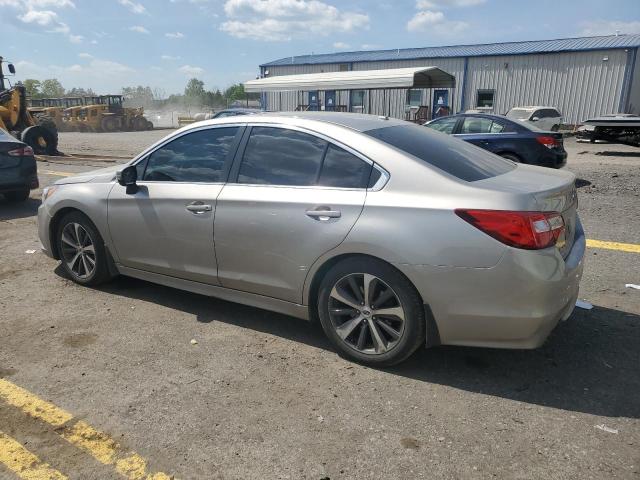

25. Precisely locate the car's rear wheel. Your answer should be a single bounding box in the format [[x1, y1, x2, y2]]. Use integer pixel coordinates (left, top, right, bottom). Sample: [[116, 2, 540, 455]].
[[56, 211, 111, 286], [317, 257, 425, 366], [4, 189, 30, 202]]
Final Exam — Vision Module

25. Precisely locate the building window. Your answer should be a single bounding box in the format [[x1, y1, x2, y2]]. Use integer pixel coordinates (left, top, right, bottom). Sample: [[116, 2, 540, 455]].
[[476, 90, 495, 108], [407, 89, 422, 106], [350, 90, 365, 112], [339, 64, 349, 72]]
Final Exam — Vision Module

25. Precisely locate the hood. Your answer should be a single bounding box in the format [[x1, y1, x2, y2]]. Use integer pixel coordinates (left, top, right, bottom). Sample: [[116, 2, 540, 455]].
[[54, 164, 125, 185]]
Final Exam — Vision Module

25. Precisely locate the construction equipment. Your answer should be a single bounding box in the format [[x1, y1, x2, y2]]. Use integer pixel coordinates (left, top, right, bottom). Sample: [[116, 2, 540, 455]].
[[28, 97, 67, 131], [79, 95, 153, 132], [0, 57, 58, 154]]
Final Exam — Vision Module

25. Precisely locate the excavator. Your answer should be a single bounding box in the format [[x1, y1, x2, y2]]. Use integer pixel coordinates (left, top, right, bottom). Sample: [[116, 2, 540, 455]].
[[0, 56, 58, 155]]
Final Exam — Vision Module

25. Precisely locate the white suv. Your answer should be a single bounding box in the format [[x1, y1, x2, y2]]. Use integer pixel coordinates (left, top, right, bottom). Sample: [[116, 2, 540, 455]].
[[506, 106, 563, 131]]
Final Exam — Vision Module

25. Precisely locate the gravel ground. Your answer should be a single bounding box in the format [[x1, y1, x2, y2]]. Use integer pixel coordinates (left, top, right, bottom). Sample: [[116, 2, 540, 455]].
[[0, 134, 638, 479]]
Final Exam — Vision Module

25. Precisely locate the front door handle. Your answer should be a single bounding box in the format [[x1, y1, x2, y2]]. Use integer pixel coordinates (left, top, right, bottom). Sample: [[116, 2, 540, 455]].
[[186, 201, 212, 214], [305, 208, 341, 220]]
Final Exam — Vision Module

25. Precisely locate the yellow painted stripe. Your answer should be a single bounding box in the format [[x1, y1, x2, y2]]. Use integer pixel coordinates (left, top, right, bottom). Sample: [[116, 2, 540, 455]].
[[40, 170, 74, 177], [586, 239, 640, 253], [0, 379, 174, 480], [0, 379, 72, 427], [0, 431, 68, 480]]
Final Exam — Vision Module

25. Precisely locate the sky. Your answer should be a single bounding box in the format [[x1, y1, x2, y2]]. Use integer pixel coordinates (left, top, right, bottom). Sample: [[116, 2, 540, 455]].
[[1, 0, 639, 96]]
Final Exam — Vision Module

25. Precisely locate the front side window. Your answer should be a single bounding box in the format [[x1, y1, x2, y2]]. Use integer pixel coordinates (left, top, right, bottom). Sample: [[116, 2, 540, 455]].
[[425, 116, 458, 134], [238, 127, 326, 186], [476, 90, 495, 108], [460, 117, 505, 134], [365, 124, 515, 182], [143, 127, 239, 182], [237, 127, 374, 188]]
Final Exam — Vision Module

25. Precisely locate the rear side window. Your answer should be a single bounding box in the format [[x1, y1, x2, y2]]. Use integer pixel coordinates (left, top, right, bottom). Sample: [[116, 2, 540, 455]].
[[238, 127, 326, 186], [318, 144, 372, 188], [143, 127, 238, 182], [459, 117, 505, 134], [365, 124, 515, 182]]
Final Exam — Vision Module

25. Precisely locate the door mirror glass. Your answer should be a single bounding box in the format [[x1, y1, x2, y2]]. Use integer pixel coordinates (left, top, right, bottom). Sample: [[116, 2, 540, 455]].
[[8, 63, 15, 74], [117, 165, 137, 186]]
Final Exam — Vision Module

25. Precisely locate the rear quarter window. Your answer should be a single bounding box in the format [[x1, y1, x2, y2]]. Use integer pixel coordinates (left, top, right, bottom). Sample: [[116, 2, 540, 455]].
[[365, 124, 515, 182]]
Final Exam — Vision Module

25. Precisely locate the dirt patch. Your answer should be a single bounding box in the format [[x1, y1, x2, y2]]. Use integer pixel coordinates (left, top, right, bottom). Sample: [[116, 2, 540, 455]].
[[62, 333, 98, 348]]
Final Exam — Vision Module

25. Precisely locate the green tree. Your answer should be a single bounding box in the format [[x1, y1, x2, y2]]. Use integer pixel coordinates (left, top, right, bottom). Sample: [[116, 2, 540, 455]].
[[23, 79, 42, 98], [184, 78, 205, 99], [40, 78, 65, 98]]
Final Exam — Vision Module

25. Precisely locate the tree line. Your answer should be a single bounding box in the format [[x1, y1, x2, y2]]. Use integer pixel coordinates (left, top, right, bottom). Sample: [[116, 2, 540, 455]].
[[22, 77, 259, 110]]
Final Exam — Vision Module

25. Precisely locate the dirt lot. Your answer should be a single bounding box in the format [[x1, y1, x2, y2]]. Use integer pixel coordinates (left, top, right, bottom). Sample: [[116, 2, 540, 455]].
[[1, 134, 639, 479]]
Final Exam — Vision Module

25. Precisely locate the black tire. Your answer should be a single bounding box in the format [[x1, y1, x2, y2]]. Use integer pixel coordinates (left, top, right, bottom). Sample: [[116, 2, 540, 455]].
[[500, 152, 522, 163], [4, 189, 30, 202], [101, 116, 118, 132], [317, 257, 425, 367], [35, 115, 59, 154], [145, 120, 154, 130], [56, 211, 112, 286], [20, 125, 57, 155], [133, 116, 147, 131]]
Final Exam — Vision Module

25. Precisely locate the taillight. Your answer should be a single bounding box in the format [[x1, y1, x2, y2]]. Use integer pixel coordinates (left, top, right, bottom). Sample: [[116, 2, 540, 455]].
[[536, 135, 559, 149], [455, 209, 565, 250], [7, 146, 34, 157]]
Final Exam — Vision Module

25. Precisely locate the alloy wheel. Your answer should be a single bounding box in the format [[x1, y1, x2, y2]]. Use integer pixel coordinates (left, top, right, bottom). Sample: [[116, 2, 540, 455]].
[[60, 222, 96, 279], [328, 273, 406, 355]]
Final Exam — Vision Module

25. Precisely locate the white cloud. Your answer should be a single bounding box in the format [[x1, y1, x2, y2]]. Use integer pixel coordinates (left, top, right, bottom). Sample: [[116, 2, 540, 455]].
[[68, 33, 82, 42], [117, 0, 146, 14], [0, 0, 74, 7], [18, 9, 58, 25], [161, 54, 181, 60], [165, 31, 184, 38], [15, 6, 82, 43], [580, 20, 640, 36], [179, 64, 204, 75], [129, 25, 149, 33], [417, 0, 484, 7], [407, 9, 468, 34], [333, 41, 350, 49], [361, 43, 381, 49], [220, 0, 369, 41]]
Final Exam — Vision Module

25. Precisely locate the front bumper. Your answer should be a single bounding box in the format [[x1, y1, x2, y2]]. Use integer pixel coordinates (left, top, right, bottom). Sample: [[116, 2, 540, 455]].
[[398, 216, 585, 349], [38, 204, 55, 259]]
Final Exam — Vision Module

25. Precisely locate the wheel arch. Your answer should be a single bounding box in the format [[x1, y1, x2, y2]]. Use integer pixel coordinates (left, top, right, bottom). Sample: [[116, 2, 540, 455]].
[[49, 206, 101, 259]]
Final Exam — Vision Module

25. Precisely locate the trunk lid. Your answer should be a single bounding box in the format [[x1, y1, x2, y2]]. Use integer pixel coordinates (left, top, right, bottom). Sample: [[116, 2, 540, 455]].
[[473, 164, 578, 257]]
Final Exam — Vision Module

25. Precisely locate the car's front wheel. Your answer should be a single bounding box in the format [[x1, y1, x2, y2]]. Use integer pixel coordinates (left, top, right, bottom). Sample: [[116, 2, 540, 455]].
[[56, 211, 112, 286], [317, 257, 425, 367]]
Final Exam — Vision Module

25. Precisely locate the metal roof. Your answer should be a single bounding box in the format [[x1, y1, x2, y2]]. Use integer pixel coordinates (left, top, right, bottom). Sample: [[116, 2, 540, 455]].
[[244, 66, 455, 92], [262, 34, 640, 67]]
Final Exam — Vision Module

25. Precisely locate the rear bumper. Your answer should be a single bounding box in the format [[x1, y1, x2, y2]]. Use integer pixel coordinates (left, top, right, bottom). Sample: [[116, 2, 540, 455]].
[[397, 216, 585, 349], [538, 150, 567, 169]]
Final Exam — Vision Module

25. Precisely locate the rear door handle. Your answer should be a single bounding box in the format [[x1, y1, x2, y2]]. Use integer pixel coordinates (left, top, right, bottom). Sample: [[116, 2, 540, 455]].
[[306, 208, 341, 220], [186, 201, 212, 214]]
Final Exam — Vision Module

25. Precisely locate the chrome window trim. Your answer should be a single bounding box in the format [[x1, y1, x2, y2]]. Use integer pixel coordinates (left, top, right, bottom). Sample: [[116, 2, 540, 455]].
[[236, 122, 390, 191]]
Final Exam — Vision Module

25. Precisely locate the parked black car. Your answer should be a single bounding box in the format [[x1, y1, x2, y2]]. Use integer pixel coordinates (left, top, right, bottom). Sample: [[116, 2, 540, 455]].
[[0, 128, 38, 202], [425, 113, 567, 168]]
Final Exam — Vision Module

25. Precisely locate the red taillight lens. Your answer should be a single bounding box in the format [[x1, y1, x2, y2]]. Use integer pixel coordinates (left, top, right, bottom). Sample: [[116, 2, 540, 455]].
[[455, 209, 565, 250], [7, 146, 34, 157], [536, 135, 559, 149]]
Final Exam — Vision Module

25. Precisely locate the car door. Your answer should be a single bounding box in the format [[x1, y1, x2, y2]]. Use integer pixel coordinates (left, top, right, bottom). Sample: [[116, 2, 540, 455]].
[[107, 125, 243, 284], [214, 125, 375, 303]]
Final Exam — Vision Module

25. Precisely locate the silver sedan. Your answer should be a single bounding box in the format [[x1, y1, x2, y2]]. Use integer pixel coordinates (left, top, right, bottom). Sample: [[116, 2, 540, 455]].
[[38, 112, 585, 366]]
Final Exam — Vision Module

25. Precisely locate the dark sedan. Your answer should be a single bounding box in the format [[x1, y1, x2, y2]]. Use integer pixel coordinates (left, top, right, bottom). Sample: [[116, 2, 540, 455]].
[[425, 113, 567, 168], [0, 128, 38, 202]]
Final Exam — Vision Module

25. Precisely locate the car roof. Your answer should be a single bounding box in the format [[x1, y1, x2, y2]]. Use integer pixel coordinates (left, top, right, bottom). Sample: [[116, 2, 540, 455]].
[[509, 106, 558, 110], [187, 111, 409, 133]]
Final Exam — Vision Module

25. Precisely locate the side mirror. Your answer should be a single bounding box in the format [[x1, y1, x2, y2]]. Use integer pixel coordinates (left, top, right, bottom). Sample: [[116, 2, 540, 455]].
[[116, 165, 138, 193], [8, 63, 15, 74], [531, 116, 540, 122]]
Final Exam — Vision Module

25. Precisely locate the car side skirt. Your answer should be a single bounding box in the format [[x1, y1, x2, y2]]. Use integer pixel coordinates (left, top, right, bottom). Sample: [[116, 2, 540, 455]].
[[116, 265, 310, 321]]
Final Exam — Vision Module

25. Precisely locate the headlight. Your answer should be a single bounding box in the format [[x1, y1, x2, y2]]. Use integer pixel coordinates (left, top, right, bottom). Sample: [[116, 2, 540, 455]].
[[42, 186, 57, 202]]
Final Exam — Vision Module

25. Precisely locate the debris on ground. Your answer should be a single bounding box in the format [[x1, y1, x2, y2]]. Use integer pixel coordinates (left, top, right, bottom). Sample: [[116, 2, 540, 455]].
[[594, 424, 619, 434], [190, 339, 198, 345], [25, 249, 36, 254], [625, 284, 640, 290], [575, 300, 593, 309]]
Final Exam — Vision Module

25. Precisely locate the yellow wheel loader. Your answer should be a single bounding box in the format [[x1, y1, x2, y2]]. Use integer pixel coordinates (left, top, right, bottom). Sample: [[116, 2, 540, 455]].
[[0, 57, 59, 154], [28, 97, 66, 132], [79, 95, 153, 132]]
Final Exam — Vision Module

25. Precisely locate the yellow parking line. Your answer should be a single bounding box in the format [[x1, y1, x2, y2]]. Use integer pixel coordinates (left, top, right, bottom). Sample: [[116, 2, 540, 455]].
[[40, 170, 74, 177], [587, 239, 640, 253], [0, 379, 173, 480], [0, 431, 68, 480]]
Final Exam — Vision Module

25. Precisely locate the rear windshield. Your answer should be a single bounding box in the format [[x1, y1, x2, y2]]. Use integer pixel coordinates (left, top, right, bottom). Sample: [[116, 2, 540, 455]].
[[506, 109, 532, 120], [364, 124, 515, 182]]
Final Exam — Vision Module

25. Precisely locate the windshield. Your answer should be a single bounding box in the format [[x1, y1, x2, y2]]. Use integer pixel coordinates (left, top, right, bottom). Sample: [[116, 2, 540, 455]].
[[506, 108, 532, 120], [365, 124, 515, 182]]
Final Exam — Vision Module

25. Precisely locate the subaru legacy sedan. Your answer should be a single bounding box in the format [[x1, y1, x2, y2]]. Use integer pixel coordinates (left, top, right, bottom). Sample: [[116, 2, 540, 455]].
[[38, 113, 585, 366]]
